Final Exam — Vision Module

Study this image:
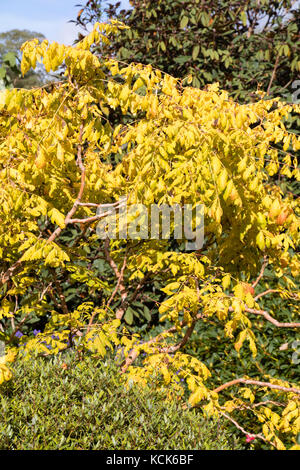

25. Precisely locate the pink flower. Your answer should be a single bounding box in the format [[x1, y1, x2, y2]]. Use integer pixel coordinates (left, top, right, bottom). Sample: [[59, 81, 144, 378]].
[[246, 435, 255, 443]]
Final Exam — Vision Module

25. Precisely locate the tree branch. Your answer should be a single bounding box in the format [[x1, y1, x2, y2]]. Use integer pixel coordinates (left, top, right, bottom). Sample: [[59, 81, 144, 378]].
[[254, 289, 279, 301], [266, 54, 280, 97], [121, 311, 204, 373], [213, 378, 300, 395], [157, 319, 197, 354], [104, 238, 128, 320], [252, 255, 268, 289], [220, 412, 272, 446], [48, 123, 85, 243], [232, 305, 300, 328]]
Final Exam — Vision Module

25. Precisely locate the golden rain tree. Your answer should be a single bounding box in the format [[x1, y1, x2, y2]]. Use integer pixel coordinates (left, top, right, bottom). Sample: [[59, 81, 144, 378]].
[[0, 21, 299, 450]]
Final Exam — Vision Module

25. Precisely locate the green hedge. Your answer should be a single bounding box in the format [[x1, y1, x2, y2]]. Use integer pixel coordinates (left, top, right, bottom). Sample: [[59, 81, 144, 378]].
[[0, 353, 242, 450]]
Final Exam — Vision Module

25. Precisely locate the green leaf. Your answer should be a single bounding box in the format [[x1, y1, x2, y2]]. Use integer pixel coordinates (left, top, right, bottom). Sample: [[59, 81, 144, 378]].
[[192, 76, 200, 87], [124, 307, 134, 325], [3, 52, 17, 67], [160, 41, 166, 52], [143, 306, 151, 321], [192, 45, 200, 61], [173, 55, 190, 64], [0, 67, 6, 80], [180, 16, 189, 29]]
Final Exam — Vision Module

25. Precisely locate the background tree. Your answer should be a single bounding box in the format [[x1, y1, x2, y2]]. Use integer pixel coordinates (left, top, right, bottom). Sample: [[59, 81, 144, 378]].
[[73, 0, 300, 102], [0, 29, 48, 89]]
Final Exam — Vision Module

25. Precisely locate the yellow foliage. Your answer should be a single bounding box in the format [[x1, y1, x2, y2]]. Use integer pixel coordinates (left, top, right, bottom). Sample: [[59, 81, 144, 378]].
[[0, 20, 299, 450]]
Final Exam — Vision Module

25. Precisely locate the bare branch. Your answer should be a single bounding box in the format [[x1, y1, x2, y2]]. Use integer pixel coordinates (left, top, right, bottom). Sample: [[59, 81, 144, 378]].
[[158, 320, 197, 354], [68, 210, 114, 225], [254, 289, 279, 301], [47, 123, 85, 243], [220, 412, 272, 446], [252, 255, 268, 289], [77, 200, 126, 209], [266, 54, 280, 97], [1, 260, 23, 286], [104, 238, 128, 320], [237, 306, 300, 328], [121, 324, 178, 373], [213, 378, 300, 395]]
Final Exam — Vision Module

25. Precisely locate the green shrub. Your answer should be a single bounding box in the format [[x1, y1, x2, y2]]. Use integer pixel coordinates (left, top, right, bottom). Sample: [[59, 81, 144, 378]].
[[0, 354, 242, 450]]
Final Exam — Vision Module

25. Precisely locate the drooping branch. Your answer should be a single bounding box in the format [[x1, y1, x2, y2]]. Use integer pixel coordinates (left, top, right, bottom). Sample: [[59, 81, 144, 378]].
[[213, 378, 300, 395], [253, 289, 279, 301], [232, 305, 300, 328], [220, 412, 272, 446]]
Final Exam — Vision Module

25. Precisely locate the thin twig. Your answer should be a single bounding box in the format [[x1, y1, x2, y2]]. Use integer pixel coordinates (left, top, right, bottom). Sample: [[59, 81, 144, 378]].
[[266, 54, 280, 97], [104, 238, 128, 320], [252, 255, 268, 289], [220, 412, 272, 446], [121, 311, 205, 373]]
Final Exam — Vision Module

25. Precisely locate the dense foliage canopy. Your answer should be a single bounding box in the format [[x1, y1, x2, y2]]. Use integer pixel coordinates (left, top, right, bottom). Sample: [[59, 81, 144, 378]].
[[0, 21, 299, 450]]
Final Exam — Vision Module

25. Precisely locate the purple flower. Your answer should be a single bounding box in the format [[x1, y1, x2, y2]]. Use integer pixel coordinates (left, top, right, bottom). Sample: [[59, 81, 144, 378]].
[[33, 329, 41, 336], [15, 331, 23, 338]]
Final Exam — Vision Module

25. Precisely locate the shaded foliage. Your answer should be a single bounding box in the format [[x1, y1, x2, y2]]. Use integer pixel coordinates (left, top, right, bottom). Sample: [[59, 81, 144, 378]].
[[73, 0, 300, 101], [0, 354, 242, 450]]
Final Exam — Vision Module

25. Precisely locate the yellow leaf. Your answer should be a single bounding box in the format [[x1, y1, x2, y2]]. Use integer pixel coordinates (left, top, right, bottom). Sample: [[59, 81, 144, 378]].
[[256, 231, 265, 251], [48, 208, 65, 228], [35, 147, 47, 169], [222, 274, 231, 289]]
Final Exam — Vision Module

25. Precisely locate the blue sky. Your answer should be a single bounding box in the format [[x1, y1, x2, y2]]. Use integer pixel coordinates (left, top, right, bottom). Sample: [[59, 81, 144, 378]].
[[0, 0, 132, 45]]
